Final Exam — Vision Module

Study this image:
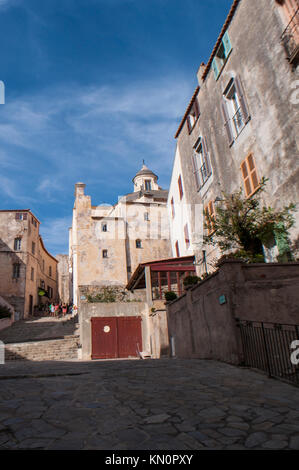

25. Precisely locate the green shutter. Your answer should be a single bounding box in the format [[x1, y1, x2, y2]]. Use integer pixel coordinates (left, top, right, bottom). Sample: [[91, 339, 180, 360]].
[[212, 57, 220, 80], [223, 31, 232, 57]]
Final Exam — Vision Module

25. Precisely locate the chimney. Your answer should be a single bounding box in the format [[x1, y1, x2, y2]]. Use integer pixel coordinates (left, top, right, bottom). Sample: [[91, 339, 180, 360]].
[[75, 182, 86, 198]]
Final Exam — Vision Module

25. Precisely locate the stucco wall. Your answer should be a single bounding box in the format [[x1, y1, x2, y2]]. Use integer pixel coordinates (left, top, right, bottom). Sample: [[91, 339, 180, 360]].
[[167, 260, 299, 363]]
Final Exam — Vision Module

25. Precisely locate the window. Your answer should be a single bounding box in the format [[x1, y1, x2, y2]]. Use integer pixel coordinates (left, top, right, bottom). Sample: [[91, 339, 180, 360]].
[[32, 241, 35, 255], [40, 279, 45, 289], [136, 239, 142, 249], [212, 31, 232, 80], [205, 201, 216, 236], [42, 260, 45, 272], [144, 212, 149, 221], [15, 212, 27, 221], [277, 0, 299, 63], [49, 266, 52, 277], [14, 238, 21, 251], [47, 286, 53, 298], [171, 197, 175, 218], [13, 263, 20, 279], [187, 99, 200, 134], [102, 249, 108, 258], [184, 224, 190, 249], [31, 217, 37, 227], [144, 180, 152, 191], [102, 223, 107, 232], [178, 175, 184, 200], [31, 267, 34, 281], [175, 241, 180, 258], [192, 137, 212, 190], [221, 76, 250, 146], [241, 154, 260, 198]]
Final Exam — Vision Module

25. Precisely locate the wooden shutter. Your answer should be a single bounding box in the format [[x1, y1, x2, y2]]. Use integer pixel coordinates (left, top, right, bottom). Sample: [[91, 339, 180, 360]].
[[235, 75, 250, 124], [202, 137, 211, 176], [241, 154, 259, 197], [191, 152, 201, 191], [221, 100, 234, 146], [222, 31, 232, 57], [212, 57, 220, 80], [171, 197, 175, 218], [175, 241, 180, 258]]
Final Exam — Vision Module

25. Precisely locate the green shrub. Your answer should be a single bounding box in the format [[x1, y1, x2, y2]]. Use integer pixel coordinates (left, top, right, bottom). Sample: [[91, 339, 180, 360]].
[[183, 275, 201, 287], [164, 291, 178, 302]]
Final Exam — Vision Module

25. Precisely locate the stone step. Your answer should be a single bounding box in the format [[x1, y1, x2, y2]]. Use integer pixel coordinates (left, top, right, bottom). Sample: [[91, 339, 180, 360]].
[[5, 335, 80, 362]]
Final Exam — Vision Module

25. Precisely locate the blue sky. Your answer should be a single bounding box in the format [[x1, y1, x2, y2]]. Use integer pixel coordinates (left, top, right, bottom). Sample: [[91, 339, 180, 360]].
[[0, 0, 233, 255]]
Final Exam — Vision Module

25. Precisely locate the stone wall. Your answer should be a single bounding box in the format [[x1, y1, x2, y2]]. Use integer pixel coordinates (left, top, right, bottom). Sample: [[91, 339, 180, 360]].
[[167, 260, 299, 364]]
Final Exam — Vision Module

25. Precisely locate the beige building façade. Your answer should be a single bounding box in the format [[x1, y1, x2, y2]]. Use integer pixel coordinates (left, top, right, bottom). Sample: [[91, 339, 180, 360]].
[[69, 164, 172, 306], [0, 209, 58, 319]]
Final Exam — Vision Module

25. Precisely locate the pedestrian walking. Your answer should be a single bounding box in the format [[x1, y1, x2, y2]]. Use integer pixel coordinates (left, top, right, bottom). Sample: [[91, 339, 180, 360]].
[[54, 303, 59, 317], [62, 303, 67, 316], [51, 303, 55, 317]]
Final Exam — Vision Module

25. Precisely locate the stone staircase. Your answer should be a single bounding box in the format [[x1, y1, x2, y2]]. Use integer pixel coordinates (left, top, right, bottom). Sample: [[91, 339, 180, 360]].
[[5, 335, 80, 361], [0, 314, 80, 362]]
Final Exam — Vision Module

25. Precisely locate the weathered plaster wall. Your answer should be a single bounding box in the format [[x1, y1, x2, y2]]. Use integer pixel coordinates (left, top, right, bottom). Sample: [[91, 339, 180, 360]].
[[167, 260, 299, 363], [173, 0, 299, 273]]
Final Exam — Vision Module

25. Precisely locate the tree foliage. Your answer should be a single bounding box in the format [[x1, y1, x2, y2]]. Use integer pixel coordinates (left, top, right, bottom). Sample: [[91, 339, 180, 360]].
[[204, 178, 296, 262]]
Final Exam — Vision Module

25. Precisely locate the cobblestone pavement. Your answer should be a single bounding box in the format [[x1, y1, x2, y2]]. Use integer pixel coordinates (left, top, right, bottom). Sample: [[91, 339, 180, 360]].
[[0, 358, 299, 450]]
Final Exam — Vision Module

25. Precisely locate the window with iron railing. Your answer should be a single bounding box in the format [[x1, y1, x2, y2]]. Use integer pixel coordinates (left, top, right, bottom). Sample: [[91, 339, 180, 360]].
[[192, 137, 212, 191], [221, 76, 250, 146]]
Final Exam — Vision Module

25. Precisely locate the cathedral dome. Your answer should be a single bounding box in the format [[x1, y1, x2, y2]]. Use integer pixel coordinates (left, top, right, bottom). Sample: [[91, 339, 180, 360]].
[[133, 164, 158, 181]]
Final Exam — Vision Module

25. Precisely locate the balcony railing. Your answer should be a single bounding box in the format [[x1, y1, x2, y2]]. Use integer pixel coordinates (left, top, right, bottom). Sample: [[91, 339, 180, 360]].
[[281, 7, 299, 64]]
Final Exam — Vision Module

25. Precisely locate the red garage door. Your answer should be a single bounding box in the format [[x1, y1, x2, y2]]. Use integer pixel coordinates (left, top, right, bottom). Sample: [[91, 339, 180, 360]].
[[91, 316, 142, 360]]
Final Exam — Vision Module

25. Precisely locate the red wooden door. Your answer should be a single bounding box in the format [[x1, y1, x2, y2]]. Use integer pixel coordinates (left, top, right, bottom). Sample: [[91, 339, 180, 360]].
[[91, 317, 118, 359], [117, 317, 142, 358]]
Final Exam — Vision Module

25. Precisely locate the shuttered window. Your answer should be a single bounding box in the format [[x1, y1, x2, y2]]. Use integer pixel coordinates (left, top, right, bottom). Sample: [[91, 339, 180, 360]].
[[192, 137, 212, 190], [241, 154, 260, 197], [187, 99, 200, 133], [212, 31, 233, 80], [178, 175, 183, 200], [171, 197, 175, 218], [175, 241, 180, 258], [222, 75, 250, 146], [14, 238, 21, 250], [205, 201, 216, 235]]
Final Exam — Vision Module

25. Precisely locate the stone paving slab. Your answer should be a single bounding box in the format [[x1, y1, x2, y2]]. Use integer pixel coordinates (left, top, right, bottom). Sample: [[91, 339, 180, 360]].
[[0, 358, 299, 450]]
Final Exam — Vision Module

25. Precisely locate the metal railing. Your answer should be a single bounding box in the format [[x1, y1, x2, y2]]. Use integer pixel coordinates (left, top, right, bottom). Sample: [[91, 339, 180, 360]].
[[236, 319, 299, 387], [281, 7, 299, 63]]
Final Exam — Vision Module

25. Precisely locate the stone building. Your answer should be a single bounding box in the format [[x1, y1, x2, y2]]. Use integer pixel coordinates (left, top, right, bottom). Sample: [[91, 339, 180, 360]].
[[56, 254, 72, 305], [168, 0, 299, 275], [0, 209, 58, 319], [69, 164, 172, 306]]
